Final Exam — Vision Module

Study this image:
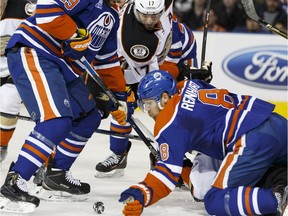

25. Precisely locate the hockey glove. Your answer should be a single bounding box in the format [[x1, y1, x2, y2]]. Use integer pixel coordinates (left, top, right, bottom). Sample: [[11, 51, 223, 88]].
[[177, 61, 213, 83], [61, 28, 91, 61], [126, 88, 137, 121], [110, 90, 136, 125], [119, 184, 151, 215]]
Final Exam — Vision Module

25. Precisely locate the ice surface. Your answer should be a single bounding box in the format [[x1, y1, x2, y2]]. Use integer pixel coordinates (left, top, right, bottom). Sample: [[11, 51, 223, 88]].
[[0, 106, 207, 216]]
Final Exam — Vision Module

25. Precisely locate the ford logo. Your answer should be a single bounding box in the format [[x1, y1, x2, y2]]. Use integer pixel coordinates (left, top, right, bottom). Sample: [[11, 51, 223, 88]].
[[222, 46, 287, 90]]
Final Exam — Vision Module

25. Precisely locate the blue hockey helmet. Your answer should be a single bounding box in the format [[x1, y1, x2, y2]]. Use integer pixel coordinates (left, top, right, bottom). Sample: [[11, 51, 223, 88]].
[[137, 70, 177, 110]]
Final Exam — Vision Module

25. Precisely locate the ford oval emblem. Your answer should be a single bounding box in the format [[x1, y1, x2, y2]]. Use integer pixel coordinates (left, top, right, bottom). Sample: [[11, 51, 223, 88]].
[[222, 46, 287, 90]]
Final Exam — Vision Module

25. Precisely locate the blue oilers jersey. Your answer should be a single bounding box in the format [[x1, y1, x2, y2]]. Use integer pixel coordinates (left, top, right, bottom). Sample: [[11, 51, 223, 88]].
[[155, 80, 275, 161], [6, 0, 120, 82], [140, 79, 275, 206]]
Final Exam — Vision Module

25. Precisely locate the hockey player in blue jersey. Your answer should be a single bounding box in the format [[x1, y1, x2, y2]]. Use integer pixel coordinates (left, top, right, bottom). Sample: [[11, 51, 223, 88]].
[[119, 70, 287, 216], [0, 0, 129, 213]]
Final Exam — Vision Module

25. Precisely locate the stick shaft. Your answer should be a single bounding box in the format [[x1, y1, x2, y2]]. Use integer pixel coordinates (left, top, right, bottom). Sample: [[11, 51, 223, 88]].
[[0, 112, 153, 142], [0, 112, 33, 122], [201, 0, 211, 65]]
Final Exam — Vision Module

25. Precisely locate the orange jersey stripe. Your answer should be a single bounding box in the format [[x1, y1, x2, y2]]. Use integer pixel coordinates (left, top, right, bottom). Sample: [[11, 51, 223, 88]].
[[154, 164, 179, 183], [169, 50, 182, 57], [59, 141, 83, 152], [23, 143, 47, 161], [213, 138, 243, 188], [35, 7, 64, 14], [226, 96, 249, 145], [19, 24, 62, 56], [245, 187, 253, 215], [24, 51, 57, 120], [110, 125, 132, 134], [212, 153, 234, 189], [37, 15, 77, 40]]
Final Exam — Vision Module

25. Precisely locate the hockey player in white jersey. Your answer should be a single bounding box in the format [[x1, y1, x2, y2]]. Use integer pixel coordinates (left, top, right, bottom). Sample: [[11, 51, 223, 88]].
[[94, 0, 212, 177], [0, 0, 37, 162]]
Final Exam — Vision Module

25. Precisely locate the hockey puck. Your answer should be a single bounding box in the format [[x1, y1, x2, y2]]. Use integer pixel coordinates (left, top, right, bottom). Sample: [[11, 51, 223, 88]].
[[93, 201, 105, 214]]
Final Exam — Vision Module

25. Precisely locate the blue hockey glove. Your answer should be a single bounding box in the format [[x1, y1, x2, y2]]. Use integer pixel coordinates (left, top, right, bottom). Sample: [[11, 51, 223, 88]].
[[119, 186, 146, 216], [61, 28, 91, 60]]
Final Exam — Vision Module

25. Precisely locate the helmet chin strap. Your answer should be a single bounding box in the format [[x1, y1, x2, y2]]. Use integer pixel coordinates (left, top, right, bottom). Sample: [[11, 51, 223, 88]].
[[157, 101, 164, 110], [158, 93, 174, 110]]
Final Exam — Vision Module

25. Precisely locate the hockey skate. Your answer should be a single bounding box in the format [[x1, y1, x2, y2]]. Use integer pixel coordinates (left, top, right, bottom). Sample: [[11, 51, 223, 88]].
[[0, 170, 40, 214], [29, 163, 47, 199], [35, 157, 90, 202], [273, 185, 288, 216], [95, 142, 131, 178]]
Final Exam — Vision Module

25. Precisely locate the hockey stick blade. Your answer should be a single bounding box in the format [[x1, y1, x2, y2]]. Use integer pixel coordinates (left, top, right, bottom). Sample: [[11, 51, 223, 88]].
[[241, 0, 288, 39]]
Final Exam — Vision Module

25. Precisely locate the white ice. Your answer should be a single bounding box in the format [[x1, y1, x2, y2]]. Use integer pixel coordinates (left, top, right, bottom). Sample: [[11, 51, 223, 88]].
[[0, 106, 207, 216]]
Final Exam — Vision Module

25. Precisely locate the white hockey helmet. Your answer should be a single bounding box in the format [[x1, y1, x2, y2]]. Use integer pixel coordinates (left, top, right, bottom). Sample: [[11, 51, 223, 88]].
[[134, 0, 165, 29]]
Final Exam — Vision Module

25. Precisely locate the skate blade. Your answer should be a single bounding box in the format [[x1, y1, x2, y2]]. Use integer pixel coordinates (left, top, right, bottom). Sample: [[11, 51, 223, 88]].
[[94, 169, 124, 178], [0, 195, 36, 214], [30, 185, 88, 202]]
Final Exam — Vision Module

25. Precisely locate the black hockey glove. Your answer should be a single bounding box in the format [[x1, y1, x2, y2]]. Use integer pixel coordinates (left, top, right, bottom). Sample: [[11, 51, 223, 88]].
[[177, 61, 213, 83], [81, 72, 111, 119]]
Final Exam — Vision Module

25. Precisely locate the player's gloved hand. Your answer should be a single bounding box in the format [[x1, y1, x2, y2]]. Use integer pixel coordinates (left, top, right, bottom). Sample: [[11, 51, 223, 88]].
[[119, 184, 151, 216], [110, 90, 137, 125], [176, 61, 213, 83], [110, 92, 128, 126], [61, 28, 91, 60], [126, 88, 137, 121]]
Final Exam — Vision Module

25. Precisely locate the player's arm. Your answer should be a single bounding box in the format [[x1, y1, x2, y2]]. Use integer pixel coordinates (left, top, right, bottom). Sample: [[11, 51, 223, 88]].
[[159, 61, 179, 79], [119, 126, 187, 214], [34, 1, 91, 60], [119, 165, 175, 215]]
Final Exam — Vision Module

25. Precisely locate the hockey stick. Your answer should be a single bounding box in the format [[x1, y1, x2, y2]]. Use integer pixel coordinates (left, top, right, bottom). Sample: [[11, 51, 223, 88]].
[[133, 117, 157, 144], [0, 111, 153, 142], [0, 112, 32, 122], [200, 0, 211, 65], [241, 0, 288, 39], [96, 128, 153, 142], [80, 57, 160, 160]]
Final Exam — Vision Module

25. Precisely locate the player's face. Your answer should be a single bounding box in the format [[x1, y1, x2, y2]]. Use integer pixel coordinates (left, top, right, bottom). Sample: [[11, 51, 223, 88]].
[[137, 12, 161, 30], [139, 98, 161, 120]]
